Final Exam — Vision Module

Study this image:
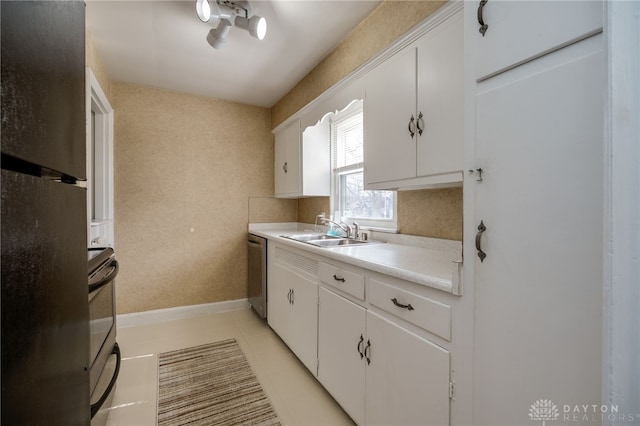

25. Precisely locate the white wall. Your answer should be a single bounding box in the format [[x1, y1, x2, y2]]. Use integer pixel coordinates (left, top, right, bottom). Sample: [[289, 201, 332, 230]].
[[603, 1, 640, 423]]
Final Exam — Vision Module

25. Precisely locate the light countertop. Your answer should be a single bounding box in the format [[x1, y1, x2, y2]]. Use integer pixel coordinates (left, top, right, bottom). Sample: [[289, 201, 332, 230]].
[[249, 223, 463, 295]]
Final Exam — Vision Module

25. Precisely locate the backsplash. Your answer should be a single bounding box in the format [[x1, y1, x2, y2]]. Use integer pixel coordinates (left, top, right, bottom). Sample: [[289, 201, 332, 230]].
[[249, 197, 298, 223], [297, 187, 463, 241]]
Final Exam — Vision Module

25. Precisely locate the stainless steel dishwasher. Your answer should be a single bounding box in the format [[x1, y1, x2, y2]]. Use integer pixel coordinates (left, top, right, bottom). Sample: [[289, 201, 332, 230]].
[[247, 234, 267, 319]]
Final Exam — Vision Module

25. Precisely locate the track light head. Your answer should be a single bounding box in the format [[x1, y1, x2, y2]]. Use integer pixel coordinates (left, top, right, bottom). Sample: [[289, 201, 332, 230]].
[[206, 19, 232, 49], [234, 14, 267, 40]]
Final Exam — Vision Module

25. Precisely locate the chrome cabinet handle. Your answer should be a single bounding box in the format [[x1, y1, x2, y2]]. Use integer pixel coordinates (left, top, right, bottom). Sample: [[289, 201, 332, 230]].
[[391, 297, 414, 311], [417, 112, 425, 136], [408, 115, 416, 139], [364, 339, 371, 365], [476, 220, 487, 262], [283, 162, 288, 173], [478, 0, 488, 36], [291, 288, 294, 304], [333, 274, 346, 283], [357, 334, 364, 359]]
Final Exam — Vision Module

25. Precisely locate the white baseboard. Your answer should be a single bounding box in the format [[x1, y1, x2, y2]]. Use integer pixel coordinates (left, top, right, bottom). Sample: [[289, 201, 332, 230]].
[[116, 299, 250, 328]]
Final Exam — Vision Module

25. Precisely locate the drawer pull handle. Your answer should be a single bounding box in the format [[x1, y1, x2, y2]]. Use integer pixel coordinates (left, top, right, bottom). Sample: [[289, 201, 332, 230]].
[[391, 298, 414, 311], [357, 334, 364, 359], [333, 274, 346, 282]]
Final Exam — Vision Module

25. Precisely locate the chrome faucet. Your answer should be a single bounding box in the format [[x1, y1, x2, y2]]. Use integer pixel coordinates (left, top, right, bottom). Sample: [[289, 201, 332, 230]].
[[321, 218, 351, 239], [352, 221, 360, 240]]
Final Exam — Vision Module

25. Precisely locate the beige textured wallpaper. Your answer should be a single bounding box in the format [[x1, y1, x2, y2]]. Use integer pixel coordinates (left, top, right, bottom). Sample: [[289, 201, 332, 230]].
[[249, 197, 298, 223], [113, 82, 276, 314], [85, 30, 112, 98], [271, 0, 445, 128], [397, 188, 463, 240]]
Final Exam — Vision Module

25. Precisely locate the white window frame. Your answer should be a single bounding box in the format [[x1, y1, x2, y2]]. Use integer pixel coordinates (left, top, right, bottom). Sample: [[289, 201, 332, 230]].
[[329, 101, 397, 232], [86, 68, 115, 247]]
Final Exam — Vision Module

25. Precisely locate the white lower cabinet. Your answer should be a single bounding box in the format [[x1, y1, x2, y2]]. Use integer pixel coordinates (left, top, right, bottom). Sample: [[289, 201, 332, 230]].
[[268, 245, 453, 425], [268, 246, 319, 375], [318, 284, 451, 426], [318, 287, 367, 424], [365, 310, 450, 426]]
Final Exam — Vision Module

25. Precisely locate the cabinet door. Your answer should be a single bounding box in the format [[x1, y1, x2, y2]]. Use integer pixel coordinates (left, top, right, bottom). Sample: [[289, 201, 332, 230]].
[[364, 47, 417, 185], [416, 9, 463, 178], [318, 287, 366, 425], [473, 0, 602, 81], [473, 38, 604, 424], [274, 119, 301, 197], [289, 269, 319, 375], [365, 311, 450, 426], [268, 262, 293, 344]]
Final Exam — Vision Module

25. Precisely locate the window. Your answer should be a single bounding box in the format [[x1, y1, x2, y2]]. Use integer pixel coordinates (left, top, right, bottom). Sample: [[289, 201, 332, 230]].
[[330, 100, 396, 231]]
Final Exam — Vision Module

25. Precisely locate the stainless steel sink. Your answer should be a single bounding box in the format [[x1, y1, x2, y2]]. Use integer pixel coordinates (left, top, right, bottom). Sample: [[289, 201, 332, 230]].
[[310, 238, 373, 247], [280, 234, 342, 242], [281, 234, 382, 248]]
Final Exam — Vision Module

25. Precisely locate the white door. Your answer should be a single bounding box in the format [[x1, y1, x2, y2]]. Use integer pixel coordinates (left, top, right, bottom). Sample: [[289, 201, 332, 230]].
[[364, 46, 417, 185], [365, 311, 450, 426], [289, 269, 319, 375], [416, 9, 464, 178], [472, 37, 604, 424], [318, 287, 366, 424], [473, 0, 602, 81]]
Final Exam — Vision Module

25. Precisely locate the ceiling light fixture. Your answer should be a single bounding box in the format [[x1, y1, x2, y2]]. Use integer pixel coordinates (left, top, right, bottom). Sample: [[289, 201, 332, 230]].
[[195, 0, 267, 49]]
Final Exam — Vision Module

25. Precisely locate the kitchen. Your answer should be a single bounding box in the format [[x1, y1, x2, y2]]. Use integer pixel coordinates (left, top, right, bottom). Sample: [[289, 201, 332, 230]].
[[1, 1, 638, 425]]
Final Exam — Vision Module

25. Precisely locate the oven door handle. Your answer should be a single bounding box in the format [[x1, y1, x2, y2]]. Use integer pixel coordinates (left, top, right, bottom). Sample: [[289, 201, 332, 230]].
[[90, 342, 121, 419], [88, 260, 119, 293]]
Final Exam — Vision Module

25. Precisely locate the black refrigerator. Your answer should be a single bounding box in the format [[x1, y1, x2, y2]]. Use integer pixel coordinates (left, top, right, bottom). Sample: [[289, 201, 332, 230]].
[[1, 1, 91, 424]]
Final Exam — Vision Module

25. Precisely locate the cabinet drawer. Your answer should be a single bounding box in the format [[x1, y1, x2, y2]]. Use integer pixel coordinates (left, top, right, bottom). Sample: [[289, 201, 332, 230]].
[[369, 278, 451, 341], [318, 262, 365, 300]]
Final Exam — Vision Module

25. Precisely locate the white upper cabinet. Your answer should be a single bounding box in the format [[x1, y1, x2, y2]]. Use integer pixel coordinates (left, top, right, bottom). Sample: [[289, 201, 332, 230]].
[[274, 117, 330, 198], [363, 46, 417, 185], [274, 119, 302, 197], [364, 7, 463, 190], [416, 10, 464, 179], [472, 0, 603, 81]]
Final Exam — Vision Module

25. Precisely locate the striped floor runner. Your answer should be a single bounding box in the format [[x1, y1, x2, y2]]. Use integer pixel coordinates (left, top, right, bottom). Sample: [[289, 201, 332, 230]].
[[157, 338, 281, 426]]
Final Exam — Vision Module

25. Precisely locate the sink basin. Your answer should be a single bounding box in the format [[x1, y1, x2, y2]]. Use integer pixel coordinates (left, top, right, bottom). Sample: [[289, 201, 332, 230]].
[[281, 234, 343, 242], [281, 234, 382, 248]]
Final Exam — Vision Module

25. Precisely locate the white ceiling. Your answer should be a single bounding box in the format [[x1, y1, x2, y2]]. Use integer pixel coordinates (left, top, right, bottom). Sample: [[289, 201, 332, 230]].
[[85, 0, 381, 107]]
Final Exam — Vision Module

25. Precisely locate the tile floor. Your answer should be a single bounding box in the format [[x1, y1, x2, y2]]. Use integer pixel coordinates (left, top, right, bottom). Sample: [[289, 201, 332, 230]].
[[102, 307, 354, 426]]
